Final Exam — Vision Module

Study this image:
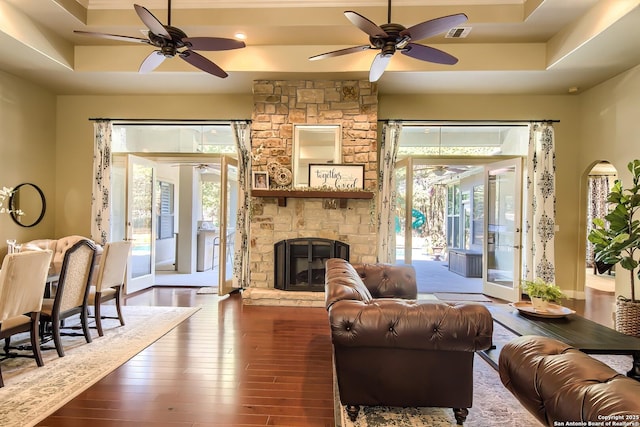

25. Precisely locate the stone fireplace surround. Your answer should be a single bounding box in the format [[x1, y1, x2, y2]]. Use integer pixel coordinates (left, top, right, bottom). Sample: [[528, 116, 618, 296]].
[[244, 80, 379, 306]]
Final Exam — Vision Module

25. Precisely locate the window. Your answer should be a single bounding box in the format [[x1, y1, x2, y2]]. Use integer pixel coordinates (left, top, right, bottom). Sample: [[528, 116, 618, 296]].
[[156, 181, 174, 240], [397, 124, 528, 158], [447, 184, 461, 248], [112, 123, 236, 155], [472, 185, 484, 245]]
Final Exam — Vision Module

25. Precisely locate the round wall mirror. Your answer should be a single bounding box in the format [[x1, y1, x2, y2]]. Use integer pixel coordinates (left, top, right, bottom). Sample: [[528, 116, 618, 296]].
[[9, 183, 46, 227]]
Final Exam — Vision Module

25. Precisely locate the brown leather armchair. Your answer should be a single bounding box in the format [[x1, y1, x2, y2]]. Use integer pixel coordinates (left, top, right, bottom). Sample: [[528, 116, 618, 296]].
[[325, 258, 493, 425], [499, 335, 640, 426]]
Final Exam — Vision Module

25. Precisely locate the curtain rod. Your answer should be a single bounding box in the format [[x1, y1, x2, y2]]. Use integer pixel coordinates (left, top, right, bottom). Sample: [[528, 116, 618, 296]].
[[379, 119, 560, 124], [88, 118, 252, 122]]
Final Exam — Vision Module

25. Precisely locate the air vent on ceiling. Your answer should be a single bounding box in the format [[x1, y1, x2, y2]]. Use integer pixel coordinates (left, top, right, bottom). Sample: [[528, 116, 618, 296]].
[[445, 27, 471, 38]]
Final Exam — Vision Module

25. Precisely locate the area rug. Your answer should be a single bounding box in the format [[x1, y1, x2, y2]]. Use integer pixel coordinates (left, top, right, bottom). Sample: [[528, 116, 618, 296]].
[[434, 292, 492, 302], [335, 322, 633, 427], [196, 286, 218, 294], [0, 305, 200, 427]]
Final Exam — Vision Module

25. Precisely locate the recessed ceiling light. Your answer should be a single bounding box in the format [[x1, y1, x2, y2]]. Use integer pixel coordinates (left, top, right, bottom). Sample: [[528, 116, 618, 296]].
[[234, 32, 246, 40], [568, 86, 579, 93]]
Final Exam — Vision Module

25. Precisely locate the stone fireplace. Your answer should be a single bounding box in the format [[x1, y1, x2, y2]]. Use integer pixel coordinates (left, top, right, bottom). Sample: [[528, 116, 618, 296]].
[[244, 79, 379, 306]]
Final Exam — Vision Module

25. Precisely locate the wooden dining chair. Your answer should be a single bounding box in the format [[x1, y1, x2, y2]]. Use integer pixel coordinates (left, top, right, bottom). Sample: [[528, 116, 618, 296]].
[[88, 241, 131, 336], [0, 250, 53, 387], [40, 239, 96, 357]]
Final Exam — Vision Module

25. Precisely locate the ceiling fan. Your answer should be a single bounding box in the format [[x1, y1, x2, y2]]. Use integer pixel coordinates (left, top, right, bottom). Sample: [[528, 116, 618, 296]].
[[170, 163, 218, 172], [74, 0, 245, 78], [418, 165, 470, 177], [309, 0, 467, 82]]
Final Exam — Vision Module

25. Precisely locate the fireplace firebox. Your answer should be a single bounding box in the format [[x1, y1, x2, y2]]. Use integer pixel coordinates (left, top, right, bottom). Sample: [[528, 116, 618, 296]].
[[274, 238, 349, 291]]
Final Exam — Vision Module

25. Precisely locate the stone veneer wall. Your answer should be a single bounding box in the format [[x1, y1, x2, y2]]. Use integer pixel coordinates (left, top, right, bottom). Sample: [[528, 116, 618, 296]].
[[246, 80, 379, 304]]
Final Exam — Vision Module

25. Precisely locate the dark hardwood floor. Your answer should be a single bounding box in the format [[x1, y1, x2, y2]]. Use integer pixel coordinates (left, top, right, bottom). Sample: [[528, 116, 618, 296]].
[[38, 289, 335, 426], [36, 286, 615, 426]]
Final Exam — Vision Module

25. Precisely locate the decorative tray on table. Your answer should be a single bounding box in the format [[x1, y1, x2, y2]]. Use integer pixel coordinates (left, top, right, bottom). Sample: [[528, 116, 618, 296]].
[[509, 301, 576, 318]]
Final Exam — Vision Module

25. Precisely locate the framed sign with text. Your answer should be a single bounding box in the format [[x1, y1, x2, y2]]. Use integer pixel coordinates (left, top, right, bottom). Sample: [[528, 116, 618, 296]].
[[308, 164, 365, 189]]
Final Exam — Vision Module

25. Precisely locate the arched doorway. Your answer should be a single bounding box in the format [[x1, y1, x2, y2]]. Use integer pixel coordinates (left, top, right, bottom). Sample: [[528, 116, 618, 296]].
[[584, 161, 617, 304]]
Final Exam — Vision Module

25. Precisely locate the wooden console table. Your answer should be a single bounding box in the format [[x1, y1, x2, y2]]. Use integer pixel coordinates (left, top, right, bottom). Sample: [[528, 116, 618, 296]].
[[252, 189, 374, 207]]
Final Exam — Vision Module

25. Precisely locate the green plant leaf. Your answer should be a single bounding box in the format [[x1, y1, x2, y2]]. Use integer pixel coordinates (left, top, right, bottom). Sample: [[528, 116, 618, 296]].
[[620, 256, 638, 271]]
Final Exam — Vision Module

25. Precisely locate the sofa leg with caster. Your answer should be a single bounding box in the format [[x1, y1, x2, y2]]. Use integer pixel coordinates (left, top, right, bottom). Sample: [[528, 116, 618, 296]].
[[345, 405, 360, 421], [453, 407, 469, 425]]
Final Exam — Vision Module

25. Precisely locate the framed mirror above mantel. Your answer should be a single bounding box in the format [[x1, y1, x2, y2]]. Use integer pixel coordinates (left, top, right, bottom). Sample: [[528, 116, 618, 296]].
[[292, 124, 341, 187]]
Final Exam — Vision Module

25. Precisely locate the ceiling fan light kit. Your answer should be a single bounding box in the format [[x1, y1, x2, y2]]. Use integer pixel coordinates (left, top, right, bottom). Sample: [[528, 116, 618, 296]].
[[74, 1, 245, 78], [309, 0, 467, 82]]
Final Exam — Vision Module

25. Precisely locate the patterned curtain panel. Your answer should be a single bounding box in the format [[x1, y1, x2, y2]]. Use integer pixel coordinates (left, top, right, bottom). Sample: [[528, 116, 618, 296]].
[[231, 121, 251, 289], [376, 121, 402, 263], [586, 175, 611, 266], [524, 122, 556, 283], [91, 120, 112, 246]]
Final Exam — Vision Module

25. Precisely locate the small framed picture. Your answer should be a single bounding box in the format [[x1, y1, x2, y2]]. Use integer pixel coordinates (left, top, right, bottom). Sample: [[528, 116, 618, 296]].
[[252, 171, 269, 189]]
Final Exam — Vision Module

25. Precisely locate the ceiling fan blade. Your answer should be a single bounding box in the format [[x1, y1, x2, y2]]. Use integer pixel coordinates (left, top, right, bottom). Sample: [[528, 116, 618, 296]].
[[139, 51, 166, 73], [134, 4, 171, 39], [401, 43, 459, 65], [183, 37, 246, 51], [309, 45, 371, 61], [180, 50, 228, 78], [344, 11, 388, 38], [74, 30, 151, 45], [369, 53, 392, 82], [401, 13, 468, 41]]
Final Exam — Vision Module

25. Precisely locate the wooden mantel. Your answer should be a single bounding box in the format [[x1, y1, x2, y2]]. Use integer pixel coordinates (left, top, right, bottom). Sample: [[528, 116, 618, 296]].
[[252, 189, 374, 207]]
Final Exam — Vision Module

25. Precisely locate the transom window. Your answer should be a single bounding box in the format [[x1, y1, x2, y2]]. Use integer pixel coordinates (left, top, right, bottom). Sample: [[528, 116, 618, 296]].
[[397, 124, 529, 157], [112, 123, 236, 154]]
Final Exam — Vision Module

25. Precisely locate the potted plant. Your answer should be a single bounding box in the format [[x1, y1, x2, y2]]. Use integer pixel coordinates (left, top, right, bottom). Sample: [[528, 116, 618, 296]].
[[588, 159, 640, 337], [521, 278, 566, 312]]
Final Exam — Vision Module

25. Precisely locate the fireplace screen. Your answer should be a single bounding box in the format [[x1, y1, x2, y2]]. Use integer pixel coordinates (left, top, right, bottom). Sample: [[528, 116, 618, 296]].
[[274, 238, 349, 291]]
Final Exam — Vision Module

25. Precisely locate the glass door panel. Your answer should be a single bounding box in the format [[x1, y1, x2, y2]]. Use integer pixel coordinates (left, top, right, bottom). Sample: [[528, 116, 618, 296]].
[[126, 155, 156, 294], [482, 158, 522, 302], [218, 156, 240, 296], [394, 158, 412, 264]]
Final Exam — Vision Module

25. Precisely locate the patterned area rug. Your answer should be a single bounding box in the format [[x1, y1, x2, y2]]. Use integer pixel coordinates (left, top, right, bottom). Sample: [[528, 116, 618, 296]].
[[335, 322, 633, 426], [0, 305, 200, 427]]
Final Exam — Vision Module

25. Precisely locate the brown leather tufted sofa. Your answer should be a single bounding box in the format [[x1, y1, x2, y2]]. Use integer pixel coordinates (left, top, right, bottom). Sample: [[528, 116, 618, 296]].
[[325, 258, 494, 425], [499, 335, 640, 426]]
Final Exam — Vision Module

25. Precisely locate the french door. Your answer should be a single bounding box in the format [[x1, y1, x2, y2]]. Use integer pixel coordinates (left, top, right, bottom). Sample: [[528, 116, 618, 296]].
[[126, 155, 157, 294], [218, 156, 240, 296], [482, 158, 522, 302], [395, 157, 413, 264]]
